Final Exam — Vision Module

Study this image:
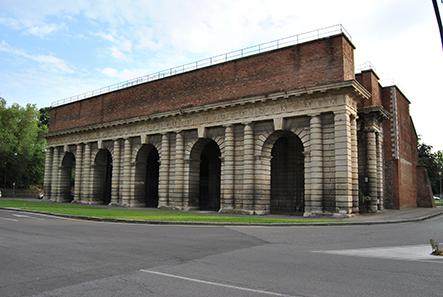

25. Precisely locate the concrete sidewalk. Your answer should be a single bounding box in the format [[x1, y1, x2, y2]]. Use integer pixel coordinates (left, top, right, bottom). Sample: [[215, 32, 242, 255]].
[[343, 207, 443, 225]]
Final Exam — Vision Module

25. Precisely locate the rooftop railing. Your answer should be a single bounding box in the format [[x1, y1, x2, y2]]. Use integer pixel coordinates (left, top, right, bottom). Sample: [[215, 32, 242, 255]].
[[51, 24, 352, 107]]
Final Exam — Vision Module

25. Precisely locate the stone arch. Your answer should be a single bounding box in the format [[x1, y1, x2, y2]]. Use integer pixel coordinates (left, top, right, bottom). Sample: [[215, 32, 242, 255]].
[[258, 130, 305, 215], [185, 135, 225, 158], [133, 144, 160, 207], [187, 138, 222, 211], [131, 140, 161, 163], [92, 149, 113, 204], [59, 152, 75, 202]]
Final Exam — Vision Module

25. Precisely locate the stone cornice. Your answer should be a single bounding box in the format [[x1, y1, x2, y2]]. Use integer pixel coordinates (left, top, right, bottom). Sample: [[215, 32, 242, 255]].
[[46, 80, 369, 139], [358, 106, 391, 120]]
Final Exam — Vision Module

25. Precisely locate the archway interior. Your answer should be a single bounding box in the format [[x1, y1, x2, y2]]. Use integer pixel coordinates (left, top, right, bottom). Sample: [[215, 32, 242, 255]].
[[270, 132, 304, 215], [189, 139, 221, 211], [134, 144, 159, 207], [61, 152, 75, 202], [95, 149, 113, 205]]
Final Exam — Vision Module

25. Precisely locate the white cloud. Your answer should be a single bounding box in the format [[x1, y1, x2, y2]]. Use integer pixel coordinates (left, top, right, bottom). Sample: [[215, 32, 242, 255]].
[[95, 32, 115, 42], [0, 40, 74, 73], [0, 16, 63, 37], [110, 47, 128, 61]]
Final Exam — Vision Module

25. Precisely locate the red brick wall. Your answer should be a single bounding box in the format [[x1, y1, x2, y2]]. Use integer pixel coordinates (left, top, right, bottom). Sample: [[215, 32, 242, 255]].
[[396, 89, 417, 208], [355, 70, 382, 107], [49, 34, 354, 133], [381, 86, 418, 208]]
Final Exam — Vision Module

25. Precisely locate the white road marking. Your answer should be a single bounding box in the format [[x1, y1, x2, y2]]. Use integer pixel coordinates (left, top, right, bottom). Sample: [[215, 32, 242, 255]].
[[0, 217, 18, 222], [13, 214, 30, 218], [140, 269, 298, 297], [313, 244, 443, 264], [12, 213, 45, 220]]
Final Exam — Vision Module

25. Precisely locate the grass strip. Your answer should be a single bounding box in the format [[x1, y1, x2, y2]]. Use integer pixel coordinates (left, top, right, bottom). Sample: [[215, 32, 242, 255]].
[[0, 199, 338, 224]]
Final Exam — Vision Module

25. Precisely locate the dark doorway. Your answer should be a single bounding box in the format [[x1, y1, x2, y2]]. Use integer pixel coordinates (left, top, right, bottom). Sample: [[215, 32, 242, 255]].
[[94, 149, 113, 205], [199, 140, 221, 211], [135, 145, 159, 207], [270, 132, 304, 215], [60, 152, 75, 202]]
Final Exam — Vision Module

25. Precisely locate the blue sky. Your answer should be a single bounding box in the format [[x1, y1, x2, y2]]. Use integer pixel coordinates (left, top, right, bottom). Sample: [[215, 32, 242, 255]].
[[0, 0, 442, 150]]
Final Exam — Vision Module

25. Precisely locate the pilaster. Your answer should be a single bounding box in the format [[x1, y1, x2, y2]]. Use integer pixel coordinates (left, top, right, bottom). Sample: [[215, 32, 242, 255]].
[[81, 142, 92, 203], [309, 114, 323, 214], [50, 146, 60, 201], [334, 110, 353, 214], [221, 125, 234, 211], [173, 131, 185, 209], [350, 114, 359, 213], [43, 147, 53, 199], [158, 133, 170, 208], [111, 139, 121, 205], [242, 123, 254, 213], [366, 127, 378, 212], [121, 138, 132, 206], [73, 144, 83, 202]]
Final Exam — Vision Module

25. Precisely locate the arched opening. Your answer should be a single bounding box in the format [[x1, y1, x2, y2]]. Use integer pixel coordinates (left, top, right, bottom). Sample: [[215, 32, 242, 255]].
[[270, 131, 304, 215], [93, 149, 113, 205], [134, 144, 159, 207], [189, 139, 221, 211], [60, 152, 75, 202]]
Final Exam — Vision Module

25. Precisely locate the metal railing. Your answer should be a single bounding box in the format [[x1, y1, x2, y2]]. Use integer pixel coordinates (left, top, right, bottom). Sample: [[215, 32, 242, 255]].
[[356, 61, 377, 73], [51, 24, 351, 107]]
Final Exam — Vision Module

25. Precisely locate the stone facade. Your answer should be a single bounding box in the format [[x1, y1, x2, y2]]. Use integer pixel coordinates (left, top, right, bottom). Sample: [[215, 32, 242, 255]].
[[43, 32, 421, 215]]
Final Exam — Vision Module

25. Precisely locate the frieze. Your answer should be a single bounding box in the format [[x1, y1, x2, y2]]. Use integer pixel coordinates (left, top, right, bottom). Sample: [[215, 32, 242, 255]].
[[48, 93, 349, 147]]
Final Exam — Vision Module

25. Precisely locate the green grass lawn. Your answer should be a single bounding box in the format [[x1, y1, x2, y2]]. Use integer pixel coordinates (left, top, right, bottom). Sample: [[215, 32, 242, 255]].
[[0, 199, 337, 224], [435, 199, 443, 207]]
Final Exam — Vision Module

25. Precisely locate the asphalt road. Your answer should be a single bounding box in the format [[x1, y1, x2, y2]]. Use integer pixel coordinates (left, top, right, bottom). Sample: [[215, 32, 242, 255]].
[[1, 209, 443, 297]]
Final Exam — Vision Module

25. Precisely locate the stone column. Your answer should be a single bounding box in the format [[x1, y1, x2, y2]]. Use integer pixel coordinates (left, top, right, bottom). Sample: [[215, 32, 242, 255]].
[[173, 131, 185, 209], [376, 131, 384, 211], [158, 133, 170, 208], [366, 127, 378, 212], [221, 125, 234, 212], [111, 139, 121, 205], [242, 123, 254, 213], [309, 114, 323, 214], [43, 147, 53, 199], [81, 143, 91, 203], [50, 146, 60, 201], [334, 110, 353, 214], [121, 138, 132, 206], [350, 114, 359, 213], [73, 144, 83, 202]]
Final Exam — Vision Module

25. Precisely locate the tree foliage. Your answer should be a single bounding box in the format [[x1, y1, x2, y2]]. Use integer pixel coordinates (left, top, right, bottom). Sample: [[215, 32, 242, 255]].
[[0, 98, 47, 189], [417, 140, 443, 195]]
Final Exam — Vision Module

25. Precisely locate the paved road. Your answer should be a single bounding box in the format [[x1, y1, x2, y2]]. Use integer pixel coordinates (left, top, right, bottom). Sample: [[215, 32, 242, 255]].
[[1, 209, 442, 297]]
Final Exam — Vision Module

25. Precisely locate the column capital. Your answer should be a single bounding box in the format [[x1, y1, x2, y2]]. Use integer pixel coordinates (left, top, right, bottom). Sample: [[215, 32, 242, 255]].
[[310, 114, 322, 124]]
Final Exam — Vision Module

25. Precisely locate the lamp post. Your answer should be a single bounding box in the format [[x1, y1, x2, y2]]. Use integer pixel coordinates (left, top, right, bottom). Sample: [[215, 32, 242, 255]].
[[439, 171, 442, 199]]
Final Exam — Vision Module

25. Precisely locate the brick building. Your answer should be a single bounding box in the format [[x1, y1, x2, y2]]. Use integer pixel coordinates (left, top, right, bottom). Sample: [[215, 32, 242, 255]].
[[43, 25, 424, 216]]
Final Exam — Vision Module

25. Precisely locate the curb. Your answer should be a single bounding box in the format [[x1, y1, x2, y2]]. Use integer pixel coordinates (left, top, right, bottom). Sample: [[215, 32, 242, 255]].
[[1, 207, 443, 226]]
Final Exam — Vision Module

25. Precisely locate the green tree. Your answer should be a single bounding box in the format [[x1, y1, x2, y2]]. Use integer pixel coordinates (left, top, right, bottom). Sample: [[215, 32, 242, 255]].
[[417, 140, 443, 195], [0, 98, 47, 189]]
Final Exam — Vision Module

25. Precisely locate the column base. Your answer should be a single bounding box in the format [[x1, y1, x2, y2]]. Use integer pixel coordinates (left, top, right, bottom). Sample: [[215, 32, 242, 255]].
[[253, 210, 269, 215], [218, 207, 234, 214]]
